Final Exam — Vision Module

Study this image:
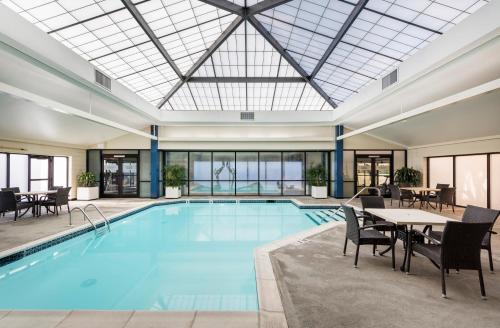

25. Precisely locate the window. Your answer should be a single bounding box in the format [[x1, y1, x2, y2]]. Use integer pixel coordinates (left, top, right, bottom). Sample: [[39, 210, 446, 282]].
[[259, 152, 282, 195], [9, 154, 28, 192], [491, 154, 500, 210], [428, 157, 453, 188], [213, 152, 235, 195], [53, 157, 68, 188], [236, 152, 258, 195], [283, 152, 304, 195], [189, 152, 212, 195], [0, 154, 7, 188], [30, 156, 49, 191], [455, 155, 487, 207]]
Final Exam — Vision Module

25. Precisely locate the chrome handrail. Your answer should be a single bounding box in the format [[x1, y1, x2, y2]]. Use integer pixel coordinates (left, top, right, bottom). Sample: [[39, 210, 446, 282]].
[[69, 207, 97, 231], [83, 204, 110, 232], [330, 187, 381, 219]]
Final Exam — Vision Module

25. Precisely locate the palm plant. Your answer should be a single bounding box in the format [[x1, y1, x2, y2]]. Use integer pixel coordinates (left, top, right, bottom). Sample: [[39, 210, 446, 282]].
[[394, 167, 421, 186]]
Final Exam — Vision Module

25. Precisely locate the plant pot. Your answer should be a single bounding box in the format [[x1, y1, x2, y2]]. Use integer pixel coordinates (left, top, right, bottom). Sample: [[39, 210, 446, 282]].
[[311, 186, 327, 199], [165, 187, 181, 199], [76, 186, 99, 201]]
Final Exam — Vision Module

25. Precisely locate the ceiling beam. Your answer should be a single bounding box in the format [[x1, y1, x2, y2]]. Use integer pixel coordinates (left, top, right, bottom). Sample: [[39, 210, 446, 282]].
[[188, 76, 306, 83], [197, 0, 244, 15], [248, 16, 337, 109], [310, 0, 368, 79], [121, 0, 183, 79], [158, 16, 245, 108]]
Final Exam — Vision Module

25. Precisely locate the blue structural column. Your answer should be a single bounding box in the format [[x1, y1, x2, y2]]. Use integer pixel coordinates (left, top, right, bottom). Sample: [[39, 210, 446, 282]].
[[334, 125, 344, 198], [150, 125, 159, 199]]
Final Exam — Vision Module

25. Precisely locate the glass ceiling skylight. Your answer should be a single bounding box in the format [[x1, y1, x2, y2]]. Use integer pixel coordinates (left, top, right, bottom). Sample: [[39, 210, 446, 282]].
[[1, 0, 489, 110]]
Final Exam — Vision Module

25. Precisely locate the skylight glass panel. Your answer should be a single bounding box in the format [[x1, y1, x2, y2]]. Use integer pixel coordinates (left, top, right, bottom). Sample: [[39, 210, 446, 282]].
[[296, 84, 327, 111], [167, 83, 198, 110], [247, 83, 275, 111], [187, 82, 223, 110], [272, 83, 304, 111], [192, 22, 301, 78], [134, 0, 236, 74], [219, 83, 246, 111], [256, 0, 356, 74]]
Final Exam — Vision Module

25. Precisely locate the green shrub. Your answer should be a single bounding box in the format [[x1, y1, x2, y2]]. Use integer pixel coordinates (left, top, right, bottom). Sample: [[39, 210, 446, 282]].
[[307, 165, 327, 187], [164, 165, 186, 188], [394, 167, 421, 186], [77, 171, 97, 187]]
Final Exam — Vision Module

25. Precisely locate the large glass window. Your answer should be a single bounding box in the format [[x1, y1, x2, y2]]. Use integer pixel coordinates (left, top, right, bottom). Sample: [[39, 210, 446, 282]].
[[259, 152, 282, 195], [53, 157, 68, 188], [0, 154, 7, 188], [30, 156, 49, 191], [491, 154, 500, 210], [164, 151, 332, 196], [428, 157, 453, 188], [10, 154, 28, 192], [236, 152, 258, 195], [165, 152, 188, 194], [283, 152, 304, 195], [213, 152, 235, 195], [189, 152, 212, 195], [455, 155, 487, 207]]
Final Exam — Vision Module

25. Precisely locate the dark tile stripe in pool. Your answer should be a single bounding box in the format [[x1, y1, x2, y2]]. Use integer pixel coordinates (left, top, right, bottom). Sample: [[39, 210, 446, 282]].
[[0, 200, 338, 267]]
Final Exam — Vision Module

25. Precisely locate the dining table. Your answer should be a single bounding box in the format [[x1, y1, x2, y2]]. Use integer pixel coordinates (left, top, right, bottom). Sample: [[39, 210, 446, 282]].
[[15, 190, 57, 217], [400, 187, 441, 209], [363, 208, 457, 272]]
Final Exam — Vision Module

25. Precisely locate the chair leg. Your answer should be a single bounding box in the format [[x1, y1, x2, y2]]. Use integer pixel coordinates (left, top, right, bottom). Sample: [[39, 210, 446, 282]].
[[478, 268, 487, 300], [56, 206, 59, 216], [14, 210, 18, 221], [452, 204, 455, 213], [441, 267, 447, 298], [391, 231, 395, 270], [372, 244, 376, 256], [343, 237, 348, 256], [390, 199, 393, 206], [67, 204, 70, 213], [487, 246, 494, 272], [354, 244, 360, 268]]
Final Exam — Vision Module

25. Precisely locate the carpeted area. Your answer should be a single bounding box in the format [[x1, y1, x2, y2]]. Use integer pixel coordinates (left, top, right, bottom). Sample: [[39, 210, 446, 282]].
[[271, 224, 500, 328]]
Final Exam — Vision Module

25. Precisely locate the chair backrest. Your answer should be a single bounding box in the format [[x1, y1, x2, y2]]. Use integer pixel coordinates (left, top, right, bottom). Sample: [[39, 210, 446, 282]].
[[439, 187, 455, 204], [50, 186, 63, 190], [55, 187, 71, 205], [435, 183, 449, 189], [1, 187, 21, 202], [441, 221, 491, 270], [462, 205, 500, 246], [342, 205, 360, 243], [388, 184, 400, 200], [0, 191, 17, 212], [360, 196, 385, 210]]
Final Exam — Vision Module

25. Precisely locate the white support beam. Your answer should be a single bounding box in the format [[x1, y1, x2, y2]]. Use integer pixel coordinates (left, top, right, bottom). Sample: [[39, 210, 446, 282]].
[[0, 82, 156, 140], [337, 78, 500, 140]]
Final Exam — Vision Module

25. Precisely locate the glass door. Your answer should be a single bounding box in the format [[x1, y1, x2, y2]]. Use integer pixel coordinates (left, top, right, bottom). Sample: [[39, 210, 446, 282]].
[[103, 155, 138, 197], [356, 155, 391, 195]]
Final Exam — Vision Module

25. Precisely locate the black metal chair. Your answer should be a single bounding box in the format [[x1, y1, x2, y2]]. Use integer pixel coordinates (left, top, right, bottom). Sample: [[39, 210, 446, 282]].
[[342, 205, 395, 270], [0, 190, 35, 221], [433, 187, 455, 212], [388, 184, 413, 207], [39, 187, 71, 215], [408, 221, 491, 299], [429, 205, 499, 272]]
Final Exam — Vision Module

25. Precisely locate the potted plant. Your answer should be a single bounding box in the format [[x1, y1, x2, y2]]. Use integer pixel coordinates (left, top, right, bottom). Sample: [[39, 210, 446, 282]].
[[164, 165, 186, 199], [307, 164, 328, 199], [76, 171, 99, 200], [394, 167, 421, 187]]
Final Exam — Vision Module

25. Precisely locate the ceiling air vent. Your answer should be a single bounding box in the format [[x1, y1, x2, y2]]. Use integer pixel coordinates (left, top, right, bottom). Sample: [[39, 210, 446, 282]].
[[95, 69, 111, 91], [382, 69, 398, 90], [240, 112, 255, 121]]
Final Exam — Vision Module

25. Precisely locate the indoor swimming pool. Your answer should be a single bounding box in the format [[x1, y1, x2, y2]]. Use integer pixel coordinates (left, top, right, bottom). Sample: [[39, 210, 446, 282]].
[[0, 201, 320, 311]]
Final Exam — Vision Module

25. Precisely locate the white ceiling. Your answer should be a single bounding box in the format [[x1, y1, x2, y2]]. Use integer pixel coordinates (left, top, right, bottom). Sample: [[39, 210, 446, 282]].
[[0, 94, 129, 146], [367, 88, 500, 147]]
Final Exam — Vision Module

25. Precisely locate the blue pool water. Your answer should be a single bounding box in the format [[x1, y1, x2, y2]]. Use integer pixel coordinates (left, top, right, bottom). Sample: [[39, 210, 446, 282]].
[[0, 202, 318, 311]]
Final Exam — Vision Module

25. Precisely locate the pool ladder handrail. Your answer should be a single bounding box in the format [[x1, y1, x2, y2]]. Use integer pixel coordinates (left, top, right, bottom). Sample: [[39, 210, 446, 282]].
[[329, 187, 381, 220], [69, 205, 110, 233], [83, 204, 110, 232]]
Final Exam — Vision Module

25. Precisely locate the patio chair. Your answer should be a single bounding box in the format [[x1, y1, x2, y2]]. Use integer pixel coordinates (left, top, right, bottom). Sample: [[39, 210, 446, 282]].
[[434, 187, 455, 212], [408, 221, 491, 299], [388, 184, 413, 207], [0, 190, 35, 221], [39, 187, 71, 215], [1, 187, 27, 203], [342, 205, 395, 270], [429, 205, 500, 272]]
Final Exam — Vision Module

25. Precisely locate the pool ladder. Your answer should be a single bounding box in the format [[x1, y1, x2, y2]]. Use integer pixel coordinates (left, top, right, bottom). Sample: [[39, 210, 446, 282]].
[[69, 204, 110, 235]]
